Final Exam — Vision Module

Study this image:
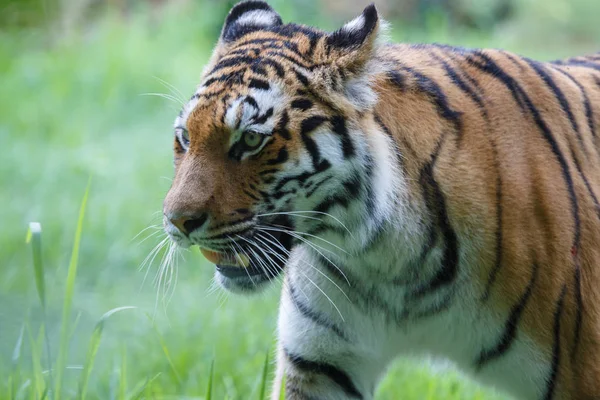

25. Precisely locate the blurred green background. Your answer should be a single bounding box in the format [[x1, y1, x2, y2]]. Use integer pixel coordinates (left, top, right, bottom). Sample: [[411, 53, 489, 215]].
[[1, 0, 598, 398]]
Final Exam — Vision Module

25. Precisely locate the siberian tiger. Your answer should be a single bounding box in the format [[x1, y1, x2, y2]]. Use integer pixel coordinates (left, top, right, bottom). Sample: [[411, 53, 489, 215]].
[[161, 1, 600, 398]]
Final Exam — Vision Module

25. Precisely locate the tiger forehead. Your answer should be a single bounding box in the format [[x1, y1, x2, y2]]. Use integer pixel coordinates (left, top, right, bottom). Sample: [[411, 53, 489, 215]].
[[226, 26, 326, 59], [182, 81, 287, 137], [199, 31, 330, 90]]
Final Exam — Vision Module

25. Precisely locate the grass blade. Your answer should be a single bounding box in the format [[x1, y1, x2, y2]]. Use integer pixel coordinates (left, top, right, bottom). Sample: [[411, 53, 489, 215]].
[[54, 178, 91, 400], [144, 313, 182, 386], [26, 223, 45, 308], [26, 323, 45, 399], [119, 346, 127, 400], [126, 372, 161, 400], [279, 373, 285, 400], [27, 222, 54, 396], [12, 324, 25, 367], [78, 306, 137, 400], [206, 359, 214, 400], [258, 350, 269, 400], [8, 324, 25, 399]]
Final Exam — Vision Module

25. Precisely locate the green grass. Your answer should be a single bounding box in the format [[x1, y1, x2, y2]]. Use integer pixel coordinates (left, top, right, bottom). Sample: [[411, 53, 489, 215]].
[[1, 0, 598, 398]]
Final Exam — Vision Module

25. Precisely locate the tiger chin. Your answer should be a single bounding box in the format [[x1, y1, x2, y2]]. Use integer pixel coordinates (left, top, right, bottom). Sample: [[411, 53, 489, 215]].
[[161, 1, 600, 399]]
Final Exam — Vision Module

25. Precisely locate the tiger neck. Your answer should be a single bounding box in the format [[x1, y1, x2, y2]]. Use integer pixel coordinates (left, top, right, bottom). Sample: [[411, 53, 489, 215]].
[[298, 113, 419, 267]]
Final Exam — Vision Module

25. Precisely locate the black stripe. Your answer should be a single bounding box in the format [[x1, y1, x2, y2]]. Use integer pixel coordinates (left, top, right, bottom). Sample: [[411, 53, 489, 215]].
[[203, 70, 243, 88], [342, 175, 361, 197], [330, 116, 355, 158], [476, 263, 539, 369], [560, 59, 600, 71], [250, 63, 267, 76], [387, 70, 406, 91], [431, 52, 488, 119], [261, 58, 285, 78], [481, 170, 504, 301], [243, 189, 260, 201], [300, 116, 329, 167], [553, 67, 597, 138], [410, 137, 459, 298], [294, 68, 310, 86], [288, 284, 349, 341], [543, 285, 567, 400], [314, 192, 350, 214], [408, 293, 453, 320], [305, 33, 320, 58], [267, 50, 314, 69], [259, 168, 279, 176], [209, 56, 255, 75], [275, 110, 291, 140], [244, 96, 259, 110], [284, 350, 362, 398], [398, 66, 463, 139], [267, 147, 288, 165], [572, 263, 583, 362], [306, 176, 332, 198], [248, 78, 270, 91], [570, 142, 600, 220], [253, 107, 274, 125], [275, 172, 313, 192], [524, 59, 583, 147], [291, 98, 313, 111]]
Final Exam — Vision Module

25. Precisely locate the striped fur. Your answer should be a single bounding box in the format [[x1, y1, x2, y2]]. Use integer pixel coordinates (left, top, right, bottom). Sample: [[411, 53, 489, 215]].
[[162, 1, 600, 399]]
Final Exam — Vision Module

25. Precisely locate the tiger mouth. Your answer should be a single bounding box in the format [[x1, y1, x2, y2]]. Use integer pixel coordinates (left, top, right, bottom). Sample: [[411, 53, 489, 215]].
[[200, 249, 265, 279], [200, 216, 294, 281]]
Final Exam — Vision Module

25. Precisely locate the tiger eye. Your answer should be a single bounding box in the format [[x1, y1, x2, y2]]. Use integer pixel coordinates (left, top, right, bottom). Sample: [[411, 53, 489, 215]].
[[180, 129, 190, 145], [243, 130, 262, 149]]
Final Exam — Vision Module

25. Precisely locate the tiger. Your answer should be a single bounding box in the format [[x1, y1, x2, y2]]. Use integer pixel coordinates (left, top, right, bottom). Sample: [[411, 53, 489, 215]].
[[161, 1, 600, 399]]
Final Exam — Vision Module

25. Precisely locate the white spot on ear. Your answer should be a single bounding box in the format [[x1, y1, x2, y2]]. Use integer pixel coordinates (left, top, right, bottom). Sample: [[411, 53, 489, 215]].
[[342, 14, 366, 35], [235, 10, 279, 27]]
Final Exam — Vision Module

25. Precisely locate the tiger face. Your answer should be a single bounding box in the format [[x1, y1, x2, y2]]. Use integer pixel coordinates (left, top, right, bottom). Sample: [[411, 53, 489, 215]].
[[163, 1, 384, 293]]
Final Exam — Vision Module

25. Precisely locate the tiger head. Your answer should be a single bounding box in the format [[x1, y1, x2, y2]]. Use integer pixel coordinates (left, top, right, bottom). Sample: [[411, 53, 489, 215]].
[[163, 1, 394, 293]]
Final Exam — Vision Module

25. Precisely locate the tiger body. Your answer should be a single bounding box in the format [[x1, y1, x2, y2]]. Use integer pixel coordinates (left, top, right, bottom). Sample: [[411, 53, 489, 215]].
[[161, 1, 600, 399]]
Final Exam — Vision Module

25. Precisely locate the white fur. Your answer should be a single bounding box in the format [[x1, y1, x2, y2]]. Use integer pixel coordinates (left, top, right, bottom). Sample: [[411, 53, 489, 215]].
[[235, 10, 279, 27], [341, 14, 366, 35]]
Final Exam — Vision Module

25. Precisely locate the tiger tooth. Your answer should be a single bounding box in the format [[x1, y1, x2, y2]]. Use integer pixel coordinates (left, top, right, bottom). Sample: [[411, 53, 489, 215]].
[[236, 254, 250, 268]]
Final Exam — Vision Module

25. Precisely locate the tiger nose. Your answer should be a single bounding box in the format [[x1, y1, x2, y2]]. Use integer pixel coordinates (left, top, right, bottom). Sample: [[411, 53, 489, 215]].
[[169, 213, 208, 235]]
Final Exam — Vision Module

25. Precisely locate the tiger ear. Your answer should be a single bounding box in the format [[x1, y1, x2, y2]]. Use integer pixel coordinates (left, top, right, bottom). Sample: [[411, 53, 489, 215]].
[[315, 4, 382, 111], [325, 3, 380, 71], [220, 1, 283, 43]]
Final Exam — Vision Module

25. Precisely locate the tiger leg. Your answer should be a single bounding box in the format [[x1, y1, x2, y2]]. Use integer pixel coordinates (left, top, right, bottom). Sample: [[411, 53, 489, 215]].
[[272, 345, 374, 400], [271, 279, 381, 400]]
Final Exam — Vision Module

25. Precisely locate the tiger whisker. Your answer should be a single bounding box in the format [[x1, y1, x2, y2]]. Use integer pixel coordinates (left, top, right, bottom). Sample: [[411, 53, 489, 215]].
[[229, 238, 259, 285], [234, 234, 280, 278], [139, 92, 185, 107], [254, 232, 350, 303], [259, 223, 350, 255], [256, 228, 351, 287], [256, 211, 353, 236], [240, 233, 344, 320], [152, 76, 188, 105]]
